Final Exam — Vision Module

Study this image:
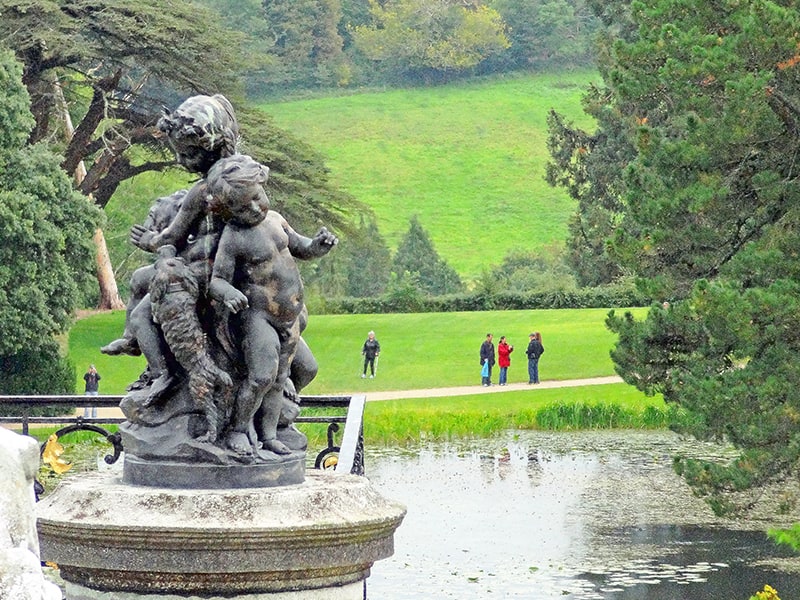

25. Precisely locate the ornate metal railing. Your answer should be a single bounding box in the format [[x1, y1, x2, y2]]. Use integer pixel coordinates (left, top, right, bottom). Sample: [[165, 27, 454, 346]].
[[0, 394, 365, 476]]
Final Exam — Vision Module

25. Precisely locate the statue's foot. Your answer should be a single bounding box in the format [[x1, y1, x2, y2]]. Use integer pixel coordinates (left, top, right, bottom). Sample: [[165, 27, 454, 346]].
[[101, 337, 141, 356], [142, 373, 176, 407], [196, 424, 218, 444], [261, 438, 292, 455], [277, 424, 307, 451], [226, 432, 254, 456]]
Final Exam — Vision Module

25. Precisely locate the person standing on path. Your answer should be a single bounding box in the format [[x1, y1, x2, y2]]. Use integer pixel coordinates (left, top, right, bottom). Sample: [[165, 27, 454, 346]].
[[525, 332, 544, 384], [480, 333, 495, 386], [83, 364, 101, 418], [497, 336, 513, 386], [362, 331, 381, 378]]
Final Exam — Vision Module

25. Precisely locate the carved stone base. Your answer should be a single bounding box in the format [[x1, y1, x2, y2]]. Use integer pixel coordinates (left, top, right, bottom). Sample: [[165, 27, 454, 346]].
[[37, 471, 406, 597], [122, 453, 305, 489]]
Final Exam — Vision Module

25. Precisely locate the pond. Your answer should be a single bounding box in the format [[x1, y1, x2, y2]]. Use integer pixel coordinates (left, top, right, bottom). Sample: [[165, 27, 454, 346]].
[[364, 430, 800, 599]]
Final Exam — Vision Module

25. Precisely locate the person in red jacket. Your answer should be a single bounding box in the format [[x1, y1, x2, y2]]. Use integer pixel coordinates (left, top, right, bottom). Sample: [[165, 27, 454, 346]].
[[497, 336, 514, 386]]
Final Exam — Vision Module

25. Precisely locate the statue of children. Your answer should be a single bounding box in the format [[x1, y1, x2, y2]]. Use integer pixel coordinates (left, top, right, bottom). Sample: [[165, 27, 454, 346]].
[[206, 154, 337, 457]]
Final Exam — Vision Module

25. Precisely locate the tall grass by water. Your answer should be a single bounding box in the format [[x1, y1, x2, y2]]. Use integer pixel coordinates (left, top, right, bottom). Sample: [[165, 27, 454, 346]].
[[362, 383, 668, 446]]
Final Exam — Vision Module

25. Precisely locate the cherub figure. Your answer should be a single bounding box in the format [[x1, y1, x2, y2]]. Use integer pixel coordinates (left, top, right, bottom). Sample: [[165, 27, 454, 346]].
[[206, 154, 337, 457], [148, 245, 233, 442]]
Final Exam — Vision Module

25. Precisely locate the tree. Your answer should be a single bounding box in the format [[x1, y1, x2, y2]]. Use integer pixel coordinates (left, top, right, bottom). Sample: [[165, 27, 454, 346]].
[[487, 0, 598, 70], [549, 0, 800, 514], [1, 0, 361, 307], [392, 215, 463, 295], [0, 48, 98, 397], [342, 217, 392, 297], [352, 0, 509, 83], [260, 0, 351, 90]]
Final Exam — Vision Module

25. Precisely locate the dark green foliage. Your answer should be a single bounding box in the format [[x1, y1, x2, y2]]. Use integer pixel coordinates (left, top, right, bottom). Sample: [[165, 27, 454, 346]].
[[392, 215, 463, 295], [474, 246, 578, 295], [485, 0, 599, 71], [260, 0, 350, 90], [0, 49, 95, 406], [548, 0, 800, 515], [0, 49, 99, 352], [341, 217, 392, 297], [325, 283, 648, 314], [0, 339, 76, 417], [545, 96, 631, 287]]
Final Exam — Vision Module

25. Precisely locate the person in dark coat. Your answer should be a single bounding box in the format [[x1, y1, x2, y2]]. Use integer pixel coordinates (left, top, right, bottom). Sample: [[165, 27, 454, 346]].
[[480, 333, 495, 386], [83, 365, 101, 418], [525, 332, 545, 384], [362, 331, 381, 378]]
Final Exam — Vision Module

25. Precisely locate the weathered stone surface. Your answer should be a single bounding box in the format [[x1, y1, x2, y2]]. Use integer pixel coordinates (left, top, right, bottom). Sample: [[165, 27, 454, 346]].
[[0, 428, 61, 600], [37, 470, 406, 596], [63, 580, 364, 600]]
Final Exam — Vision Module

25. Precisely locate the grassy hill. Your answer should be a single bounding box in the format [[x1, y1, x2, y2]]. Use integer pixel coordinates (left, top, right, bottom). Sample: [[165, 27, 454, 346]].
[[103, 71, 597, 288], [262, 70, 598, 282]]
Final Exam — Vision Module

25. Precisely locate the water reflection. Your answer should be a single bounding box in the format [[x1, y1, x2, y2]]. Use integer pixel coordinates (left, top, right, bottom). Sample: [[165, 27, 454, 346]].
[[365, 431, 800, 599]]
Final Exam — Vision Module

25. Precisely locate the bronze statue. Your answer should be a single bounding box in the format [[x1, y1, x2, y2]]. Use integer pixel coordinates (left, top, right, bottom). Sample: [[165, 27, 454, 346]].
[[105, 95, 336, 479]]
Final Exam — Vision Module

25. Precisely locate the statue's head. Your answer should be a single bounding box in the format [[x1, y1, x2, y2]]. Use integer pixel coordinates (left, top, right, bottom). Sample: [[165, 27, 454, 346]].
[[206, 154, 270, 226], [158, 94, 239, 175]]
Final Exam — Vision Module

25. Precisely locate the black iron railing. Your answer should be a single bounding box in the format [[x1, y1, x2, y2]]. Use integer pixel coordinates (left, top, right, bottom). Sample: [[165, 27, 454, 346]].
[[0, 394, 365, 475]]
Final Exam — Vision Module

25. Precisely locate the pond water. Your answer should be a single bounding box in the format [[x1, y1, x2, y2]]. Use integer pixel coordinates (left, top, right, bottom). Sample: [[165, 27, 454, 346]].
[[364, 430, 800, 599]]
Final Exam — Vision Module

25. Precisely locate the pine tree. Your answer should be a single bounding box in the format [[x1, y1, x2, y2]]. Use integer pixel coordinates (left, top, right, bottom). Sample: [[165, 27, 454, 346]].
[[392, 216, 463, 295]]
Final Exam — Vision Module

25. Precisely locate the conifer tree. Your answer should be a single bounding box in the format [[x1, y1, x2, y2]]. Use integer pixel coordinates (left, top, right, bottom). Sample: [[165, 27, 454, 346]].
[[392, 216, 463, 295]]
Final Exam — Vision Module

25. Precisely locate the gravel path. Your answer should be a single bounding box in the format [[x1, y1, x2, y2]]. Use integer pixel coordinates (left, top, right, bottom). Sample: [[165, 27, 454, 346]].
[[362, 375, 623, 401]]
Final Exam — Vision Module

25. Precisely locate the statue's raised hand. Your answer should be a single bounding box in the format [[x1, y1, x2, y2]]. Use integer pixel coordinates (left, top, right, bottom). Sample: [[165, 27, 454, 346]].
[[131, 224, 155, 251], [309, 227, 338, 257]]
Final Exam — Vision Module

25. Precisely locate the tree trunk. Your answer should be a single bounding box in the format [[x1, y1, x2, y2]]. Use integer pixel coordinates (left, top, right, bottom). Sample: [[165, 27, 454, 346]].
[[53, 75, 125, 310], [94, 228, 125, 309]]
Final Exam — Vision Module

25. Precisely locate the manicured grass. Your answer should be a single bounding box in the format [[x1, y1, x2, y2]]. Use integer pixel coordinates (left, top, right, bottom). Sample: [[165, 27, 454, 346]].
[[68, 307, 648, 395], [61, 307, 666, 461], [261, 70, 599, 281]]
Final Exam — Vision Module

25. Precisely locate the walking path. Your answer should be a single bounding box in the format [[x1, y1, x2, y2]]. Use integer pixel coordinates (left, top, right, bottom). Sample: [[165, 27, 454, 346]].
[[362, 376, 623, 402]]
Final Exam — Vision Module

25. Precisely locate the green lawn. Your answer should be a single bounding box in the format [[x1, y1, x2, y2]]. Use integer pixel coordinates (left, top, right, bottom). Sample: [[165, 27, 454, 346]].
[[69, 306, 648, 395]]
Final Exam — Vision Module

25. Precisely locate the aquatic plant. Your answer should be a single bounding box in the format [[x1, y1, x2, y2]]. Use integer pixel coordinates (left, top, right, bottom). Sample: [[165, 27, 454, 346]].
[[751, 584, 781, 600]]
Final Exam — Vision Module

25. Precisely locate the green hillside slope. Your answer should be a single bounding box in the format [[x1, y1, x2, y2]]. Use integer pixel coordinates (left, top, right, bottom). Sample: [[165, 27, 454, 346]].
[[262, 70, 598, 282]]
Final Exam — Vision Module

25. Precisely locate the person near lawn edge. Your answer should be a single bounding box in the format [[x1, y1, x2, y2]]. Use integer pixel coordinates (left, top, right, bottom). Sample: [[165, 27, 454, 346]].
[[526, 332, 545, 384], [497, 336, 513, 386], [480, 333, 495, 386], [362, 330, 380, 378]]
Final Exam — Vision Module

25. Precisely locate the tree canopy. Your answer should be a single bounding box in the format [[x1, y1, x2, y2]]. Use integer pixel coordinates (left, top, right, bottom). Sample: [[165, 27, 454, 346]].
[[0, 48, 98, 394], [547, 0, 800, 514], [352, 0, 509, 82]]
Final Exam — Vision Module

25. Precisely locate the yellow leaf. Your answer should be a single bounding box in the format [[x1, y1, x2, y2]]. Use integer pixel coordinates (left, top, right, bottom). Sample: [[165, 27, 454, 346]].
[[42, 434, 72, 474]]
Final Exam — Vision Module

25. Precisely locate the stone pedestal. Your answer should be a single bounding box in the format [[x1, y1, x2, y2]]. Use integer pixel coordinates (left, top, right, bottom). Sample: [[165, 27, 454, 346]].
[[37, 471, 405, 598]]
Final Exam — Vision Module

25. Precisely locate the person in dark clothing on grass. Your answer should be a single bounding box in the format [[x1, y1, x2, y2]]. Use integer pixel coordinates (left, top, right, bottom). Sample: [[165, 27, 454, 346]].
[[525, 332, 544, 384], [480, 333, 495, 386], [83, 364, 101, 418], [362, 331, 381, 378]]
